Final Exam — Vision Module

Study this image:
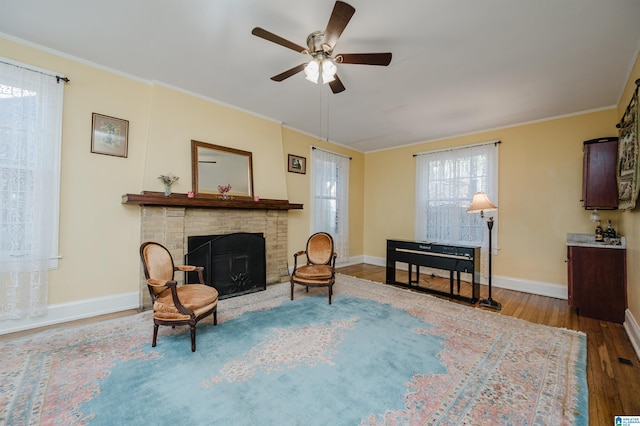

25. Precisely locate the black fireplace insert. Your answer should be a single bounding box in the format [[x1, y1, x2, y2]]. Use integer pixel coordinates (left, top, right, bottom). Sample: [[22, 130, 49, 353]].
[[185, 232, 266, 299]]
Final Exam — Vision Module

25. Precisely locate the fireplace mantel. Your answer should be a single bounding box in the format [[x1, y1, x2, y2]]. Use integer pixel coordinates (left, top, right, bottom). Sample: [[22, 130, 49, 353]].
[[122, 191, 303, 210]]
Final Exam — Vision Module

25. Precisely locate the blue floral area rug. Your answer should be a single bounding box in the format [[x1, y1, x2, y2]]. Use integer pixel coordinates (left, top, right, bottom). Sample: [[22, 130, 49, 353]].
[[0, 274, 587, 425]]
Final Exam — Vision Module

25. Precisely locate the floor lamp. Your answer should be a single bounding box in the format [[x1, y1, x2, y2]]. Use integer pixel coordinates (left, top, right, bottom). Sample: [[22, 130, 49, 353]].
[[467, 192, 501, 310]]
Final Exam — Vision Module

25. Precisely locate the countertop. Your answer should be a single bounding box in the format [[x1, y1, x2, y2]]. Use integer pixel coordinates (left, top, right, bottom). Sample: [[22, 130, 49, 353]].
[[566, 233, 626, 249]]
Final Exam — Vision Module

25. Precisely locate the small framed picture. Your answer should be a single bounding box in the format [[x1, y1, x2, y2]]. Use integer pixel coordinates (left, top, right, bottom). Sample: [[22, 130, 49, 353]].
[[91, 113, 129, 158], [288, 154, 306, 174]]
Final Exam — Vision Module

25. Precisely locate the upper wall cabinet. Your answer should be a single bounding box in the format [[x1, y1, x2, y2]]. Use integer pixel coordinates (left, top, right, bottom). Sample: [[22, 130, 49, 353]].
[[582, 137, 619, 210]]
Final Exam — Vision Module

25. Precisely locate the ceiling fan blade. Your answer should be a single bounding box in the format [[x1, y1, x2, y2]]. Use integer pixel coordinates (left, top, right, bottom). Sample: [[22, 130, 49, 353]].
[[323, 1, 356, 50], [337, 53, 392, 66], [329, 75, 346, 94], [271, 64, 307, 82], [251, 27, 307, 53]]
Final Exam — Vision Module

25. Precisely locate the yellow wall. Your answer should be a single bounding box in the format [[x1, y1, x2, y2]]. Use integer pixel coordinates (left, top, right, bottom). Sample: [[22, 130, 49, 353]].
[[617, 53, 640, 324], [142, 85, 288, 200], [364, 110, 619, 286], [282, 127, 365, 264]]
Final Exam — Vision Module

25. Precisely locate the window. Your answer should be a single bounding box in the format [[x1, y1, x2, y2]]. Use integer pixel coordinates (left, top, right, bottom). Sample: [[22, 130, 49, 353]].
[[0, 59, 65, 319], [415, 142, 499, 272], [311, 147, 349, 265]]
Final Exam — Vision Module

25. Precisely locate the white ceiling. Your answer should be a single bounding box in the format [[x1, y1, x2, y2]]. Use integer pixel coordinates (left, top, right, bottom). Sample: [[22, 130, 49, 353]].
[[2, 0, 640, 152]]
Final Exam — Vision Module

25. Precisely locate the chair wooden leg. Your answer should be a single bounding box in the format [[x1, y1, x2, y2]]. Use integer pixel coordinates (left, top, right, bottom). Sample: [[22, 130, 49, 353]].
[[213, 309, 218, 325], [190, 325, 196, 352], [328, 285, 332, 304], [290, 282, 294, 300], [152, 324, 159, 347]]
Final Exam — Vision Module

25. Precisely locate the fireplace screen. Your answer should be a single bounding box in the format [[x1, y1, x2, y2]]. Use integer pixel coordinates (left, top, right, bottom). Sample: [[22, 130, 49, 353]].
[[185, 232, 266, 299]]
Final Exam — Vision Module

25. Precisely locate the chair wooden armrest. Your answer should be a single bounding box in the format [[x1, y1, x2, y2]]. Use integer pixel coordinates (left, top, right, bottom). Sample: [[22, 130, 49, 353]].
[[147, 278, 192, 315], [176, 265, 203, 272], [168, 286, 194, 316], [147, 278, 174, 287], [292, 250, 307, 271], [176, 265, 205, 284]]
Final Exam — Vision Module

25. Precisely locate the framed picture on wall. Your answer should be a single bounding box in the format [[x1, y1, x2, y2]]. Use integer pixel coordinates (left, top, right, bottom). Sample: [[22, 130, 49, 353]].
[[91, 113, 129, 158], [288, 154, 306, 174]]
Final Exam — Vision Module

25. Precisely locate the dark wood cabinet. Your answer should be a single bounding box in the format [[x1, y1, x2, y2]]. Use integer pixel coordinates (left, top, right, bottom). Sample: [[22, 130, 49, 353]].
[[582, 137, 619, 209], [567, 245, 626, 323]]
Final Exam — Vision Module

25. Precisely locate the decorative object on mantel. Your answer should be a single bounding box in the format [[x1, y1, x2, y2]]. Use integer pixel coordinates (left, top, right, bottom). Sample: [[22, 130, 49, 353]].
[[158, 173, 179, 196], [616, 78, 640, 210], [90, 113, 129, 158], [218, 184, 232, 200]]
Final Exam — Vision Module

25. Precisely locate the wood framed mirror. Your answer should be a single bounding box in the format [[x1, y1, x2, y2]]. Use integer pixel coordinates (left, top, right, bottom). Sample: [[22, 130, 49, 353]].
[[191, 140, 254, 198]]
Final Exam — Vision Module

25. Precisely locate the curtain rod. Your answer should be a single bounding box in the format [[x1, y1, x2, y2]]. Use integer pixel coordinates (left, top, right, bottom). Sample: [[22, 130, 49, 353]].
[[312, 146, 352, 160], [413, 140, 501, 157], [616, 78, 640, 129], [0, 59, 70, 84]]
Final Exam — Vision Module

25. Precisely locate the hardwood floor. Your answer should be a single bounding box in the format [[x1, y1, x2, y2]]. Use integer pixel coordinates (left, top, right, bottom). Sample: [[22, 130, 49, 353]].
[[336, 263, 640, 425], [2, 264, 638, 424]]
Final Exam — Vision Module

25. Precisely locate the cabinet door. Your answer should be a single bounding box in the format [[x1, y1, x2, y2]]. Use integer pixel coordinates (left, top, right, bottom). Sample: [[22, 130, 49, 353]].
[[568, 246, 626, 323], [567, 247, 574, 306], [582, 138, 619, 209]]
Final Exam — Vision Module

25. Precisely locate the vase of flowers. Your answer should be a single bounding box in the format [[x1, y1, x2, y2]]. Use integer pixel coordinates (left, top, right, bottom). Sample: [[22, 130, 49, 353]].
[[158, 173, 179, 196], [218, 184, 232, 200]]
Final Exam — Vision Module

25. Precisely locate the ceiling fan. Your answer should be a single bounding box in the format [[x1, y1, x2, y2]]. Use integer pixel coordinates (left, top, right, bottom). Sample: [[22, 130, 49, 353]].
[[251, 1, 392, 94]]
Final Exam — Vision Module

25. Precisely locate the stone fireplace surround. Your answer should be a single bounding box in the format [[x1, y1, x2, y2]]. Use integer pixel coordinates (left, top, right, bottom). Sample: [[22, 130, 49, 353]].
[[128, 193, 300, 309]]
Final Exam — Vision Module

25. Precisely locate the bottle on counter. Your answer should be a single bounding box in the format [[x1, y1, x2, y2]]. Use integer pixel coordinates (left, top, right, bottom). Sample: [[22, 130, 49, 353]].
[[595, 220, 604, 242], [606, 220, 617, 238]]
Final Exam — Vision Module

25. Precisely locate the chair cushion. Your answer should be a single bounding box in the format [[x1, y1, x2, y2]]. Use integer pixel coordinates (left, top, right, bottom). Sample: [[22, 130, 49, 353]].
[[153, 284, 218, 320], [294, 264, 333, 280], [307, 234, 333, 265], [142, 244, 175, 282]]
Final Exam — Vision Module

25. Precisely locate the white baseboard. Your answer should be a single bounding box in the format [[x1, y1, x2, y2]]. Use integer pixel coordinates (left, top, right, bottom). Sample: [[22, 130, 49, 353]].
[[493, 276, 567, 300], [624, 309, 640, 362], [364, 255, 386, 267], [365, 255, 567, 299], [0, 292, 139, 336]]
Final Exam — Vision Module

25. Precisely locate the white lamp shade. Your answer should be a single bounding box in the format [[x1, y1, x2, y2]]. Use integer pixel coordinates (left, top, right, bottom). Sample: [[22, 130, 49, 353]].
[[321, 59, 337, 83], [466, 192, 497, 214], [304, 59, 320, 83]]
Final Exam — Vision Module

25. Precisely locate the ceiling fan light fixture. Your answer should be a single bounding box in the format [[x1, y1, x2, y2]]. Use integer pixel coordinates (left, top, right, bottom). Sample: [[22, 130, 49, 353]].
[[321, 58, 337, 84], [304, 59, 320, 83], [252, 1, 391, 93], [305, 56, 337, 85]]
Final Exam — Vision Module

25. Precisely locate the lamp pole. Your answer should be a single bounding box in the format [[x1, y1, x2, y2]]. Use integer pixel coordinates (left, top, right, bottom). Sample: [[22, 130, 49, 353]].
[[479, 215, 501, 310]]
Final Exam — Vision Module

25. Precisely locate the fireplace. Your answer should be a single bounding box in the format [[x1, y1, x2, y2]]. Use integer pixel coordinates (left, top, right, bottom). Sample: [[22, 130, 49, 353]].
[[136, 204, 293, 310], [185, 232, 266, 299]]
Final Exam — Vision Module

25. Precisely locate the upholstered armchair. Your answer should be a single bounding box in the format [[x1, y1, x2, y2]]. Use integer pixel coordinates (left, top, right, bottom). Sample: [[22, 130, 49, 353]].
[[290, 232, 338, 304], [140, 242, 218, 352]]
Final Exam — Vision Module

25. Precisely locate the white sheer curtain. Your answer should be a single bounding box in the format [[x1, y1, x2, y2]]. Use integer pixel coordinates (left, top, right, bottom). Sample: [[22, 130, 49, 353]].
[[415, 142, 499, 276], [311, 147, 349, 265], [0, 59, 64, 319]]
